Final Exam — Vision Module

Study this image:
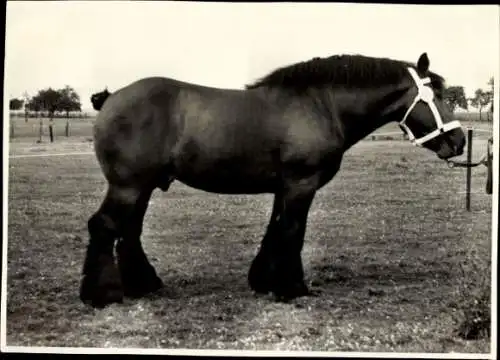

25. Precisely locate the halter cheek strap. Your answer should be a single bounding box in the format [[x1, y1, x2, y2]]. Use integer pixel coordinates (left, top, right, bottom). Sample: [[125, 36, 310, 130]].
[[399, 67, 462, 146]]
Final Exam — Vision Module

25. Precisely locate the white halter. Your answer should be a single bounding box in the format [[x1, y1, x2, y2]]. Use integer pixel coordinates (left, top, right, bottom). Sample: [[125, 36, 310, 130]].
[[399, 67, 462, 146]]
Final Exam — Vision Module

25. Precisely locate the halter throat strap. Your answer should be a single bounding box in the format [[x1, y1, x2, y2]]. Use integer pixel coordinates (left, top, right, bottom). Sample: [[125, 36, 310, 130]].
[[399, 67, 461, 146]]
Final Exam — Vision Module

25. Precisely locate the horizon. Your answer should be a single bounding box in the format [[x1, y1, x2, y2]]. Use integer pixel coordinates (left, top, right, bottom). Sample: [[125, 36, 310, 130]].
[[4, 2, 499, 112]]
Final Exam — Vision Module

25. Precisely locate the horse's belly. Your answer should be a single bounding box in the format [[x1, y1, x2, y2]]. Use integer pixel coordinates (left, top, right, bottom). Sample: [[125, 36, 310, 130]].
[[172, 130, 281, 194], [174, 163, 278, 194]]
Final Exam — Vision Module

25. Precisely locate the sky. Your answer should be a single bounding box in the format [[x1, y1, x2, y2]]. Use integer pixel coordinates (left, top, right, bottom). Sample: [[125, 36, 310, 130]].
[[4, 2, 499, 113]]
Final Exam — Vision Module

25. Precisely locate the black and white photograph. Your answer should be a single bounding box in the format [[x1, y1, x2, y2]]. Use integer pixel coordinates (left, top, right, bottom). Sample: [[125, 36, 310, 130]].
[[2, 1, 498, 357]]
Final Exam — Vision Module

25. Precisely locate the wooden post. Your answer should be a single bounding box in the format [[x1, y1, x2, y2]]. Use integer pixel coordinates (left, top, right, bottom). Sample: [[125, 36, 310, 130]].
[[466, 128, 473, 211], [65, 118, 69, 137], [38, 115, 43, 143], [49, 117, 54, 143], [486, 137, 493, 195]]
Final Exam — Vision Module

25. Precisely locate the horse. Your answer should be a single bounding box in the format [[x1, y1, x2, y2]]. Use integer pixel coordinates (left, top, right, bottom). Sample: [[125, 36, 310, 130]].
[[80, 52, 466, 308]]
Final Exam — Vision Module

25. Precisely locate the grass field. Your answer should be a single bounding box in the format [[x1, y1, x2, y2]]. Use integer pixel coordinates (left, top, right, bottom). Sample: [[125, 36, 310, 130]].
[[4, 126, 493, 353], [8, 116, 95, 142], [454, 111, 494, 124]]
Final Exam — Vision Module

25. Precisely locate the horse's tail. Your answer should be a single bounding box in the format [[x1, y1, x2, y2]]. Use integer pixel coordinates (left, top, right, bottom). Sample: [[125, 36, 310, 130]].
[[90, 89, 112, 111]]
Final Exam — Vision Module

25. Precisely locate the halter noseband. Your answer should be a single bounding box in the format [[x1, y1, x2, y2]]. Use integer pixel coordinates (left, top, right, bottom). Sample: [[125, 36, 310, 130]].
[[399, 67, 462, 146]]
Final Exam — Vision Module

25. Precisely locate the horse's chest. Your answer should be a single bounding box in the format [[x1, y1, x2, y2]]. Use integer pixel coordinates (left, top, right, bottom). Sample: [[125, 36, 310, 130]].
[[282, 119, 337, 163]]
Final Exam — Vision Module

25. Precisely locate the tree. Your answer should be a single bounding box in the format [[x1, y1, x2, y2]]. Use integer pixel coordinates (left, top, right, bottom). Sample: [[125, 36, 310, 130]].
[[25, 95, 44, 142], [58, 85, 82, 136], [487, 77, 494, 121], [29, 88, 63, 143], [9, 98, 24, 111], [469, 88, 491, 122], [26, 95, 42, 114], [23, 86, 82, 140], [23, 92, 30, 122], [487, 77, 494, 93], [39, 88, 62, 142], [444, 86, 468, 112], [36, 88, 63, 120], [58, 85, 82, 118]]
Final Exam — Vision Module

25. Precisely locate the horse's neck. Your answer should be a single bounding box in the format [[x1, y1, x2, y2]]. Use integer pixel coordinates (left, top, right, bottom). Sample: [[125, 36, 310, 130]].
[[331, 86, 409, 150], [253, 85, 408, 150]]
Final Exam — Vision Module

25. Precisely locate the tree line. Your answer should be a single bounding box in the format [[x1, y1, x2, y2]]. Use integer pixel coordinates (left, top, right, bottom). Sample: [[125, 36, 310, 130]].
[[9, 85, 82, 120], [9, 86, 83, 142], [443, 77, 494, 121]]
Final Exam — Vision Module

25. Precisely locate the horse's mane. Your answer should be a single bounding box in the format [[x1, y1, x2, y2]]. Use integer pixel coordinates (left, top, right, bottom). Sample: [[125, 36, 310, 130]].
[[246, 54, 444, 92]]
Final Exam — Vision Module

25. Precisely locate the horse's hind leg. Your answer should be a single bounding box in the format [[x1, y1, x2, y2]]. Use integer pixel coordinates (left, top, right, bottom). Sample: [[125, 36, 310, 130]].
[[115, 188, 163, 298], [80, 184, 162, 307], [80, 185, 127, 307]]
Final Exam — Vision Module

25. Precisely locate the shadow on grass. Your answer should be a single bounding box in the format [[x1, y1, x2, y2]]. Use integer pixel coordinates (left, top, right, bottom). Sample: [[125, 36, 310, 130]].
[[144, 271, 251, 300], [311, 262, 453, 288]]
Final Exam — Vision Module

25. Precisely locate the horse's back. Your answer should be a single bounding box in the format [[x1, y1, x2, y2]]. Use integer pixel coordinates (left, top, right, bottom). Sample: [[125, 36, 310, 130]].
[[96, 76, 242, 122], [92, 77, 263, 185], [91, 76, 335, 194], [97, 77, 177, 115]]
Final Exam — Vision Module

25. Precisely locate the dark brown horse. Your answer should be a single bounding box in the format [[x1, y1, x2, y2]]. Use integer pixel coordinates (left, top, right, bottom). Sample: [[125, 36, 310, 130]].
[[81, 53, 466, 308]]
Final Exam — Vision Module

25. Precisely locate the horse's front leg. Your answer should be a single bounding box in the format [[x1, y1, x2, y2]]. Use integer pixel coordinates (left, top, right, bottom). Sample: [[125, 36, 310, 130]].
[[249, 179, 316, 301], [248, 192, 283, 294], [271, 188, 316, 301]]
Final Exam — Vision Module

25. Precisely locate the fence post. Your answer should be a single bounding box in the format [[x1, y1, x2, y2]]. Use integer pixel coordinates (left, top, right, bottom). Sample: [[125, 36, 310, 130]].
[[65, 119, 69, 137], [486, 137, 493, 195], [49, 118, 54, 143], [38, 116, 43, 143], [466, 128, 473, 211]]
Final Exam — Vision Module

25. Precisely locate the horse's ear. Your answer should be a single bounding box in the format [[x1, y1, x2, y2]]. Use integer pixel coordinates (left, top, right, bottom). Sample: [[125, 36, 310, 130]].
[[417, 53, 430, 74]]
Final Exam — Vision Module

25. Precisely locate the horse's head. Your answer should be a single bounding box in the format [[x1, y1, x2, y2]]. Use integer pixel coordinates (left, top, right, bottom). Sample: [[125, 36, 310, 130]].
[[398, 53, 465, 160]]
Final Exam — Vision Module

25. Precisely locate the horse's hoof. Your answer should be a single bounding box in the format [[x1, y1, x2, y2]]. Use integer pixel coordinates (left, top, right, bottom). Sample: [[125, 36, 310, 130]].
[[248, 254, 273, 294], [252, 290, 272, 298], [120, 261, 164, 298], [123, 275, 164, 298], [89, 288, 124, 309], [80, 275, 124, 308], [308, 287, 323, 297], [272, 281, 310, 302], [248, 277, 272, 295]]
